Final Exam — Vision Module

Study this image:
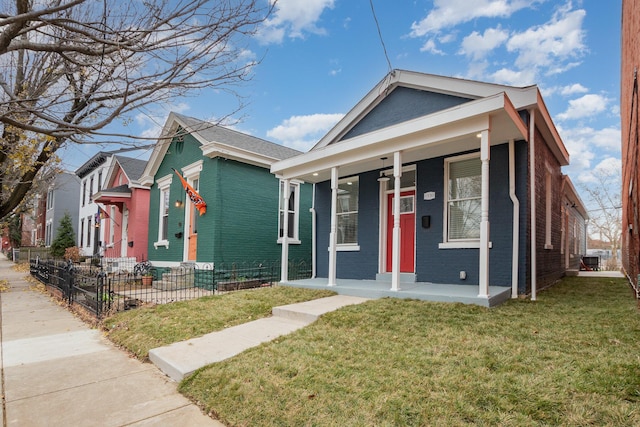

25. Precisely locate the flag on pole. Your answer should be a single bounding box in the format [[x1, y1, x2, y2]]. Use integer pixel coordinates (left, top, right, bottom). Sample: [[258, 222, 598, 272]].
[[172, 168, 207, 215]]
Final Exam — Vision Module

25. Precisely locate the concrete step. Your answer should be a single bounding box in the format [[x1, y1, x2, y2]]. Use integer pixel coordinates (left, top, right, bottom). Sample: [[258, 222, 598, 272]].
[[149, 295, 369, 381], [272, 295, 370, 323]]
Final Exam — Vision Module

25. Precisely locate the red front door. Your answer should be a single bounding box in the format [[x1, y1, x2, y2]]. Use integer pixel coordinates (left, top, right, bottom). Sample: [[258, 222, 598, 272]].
[[386, 191, 416, 273]]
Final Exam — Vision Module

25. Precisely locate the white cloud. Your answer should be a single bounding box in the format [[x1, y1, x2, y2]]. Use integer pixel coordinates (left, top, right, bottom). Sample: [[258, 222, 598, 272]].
[[267, 113, 344, 151], [557, 94, 611, 121], [506, 6, 586, 71], [594, 157, 621, 174], [410, 0, 536, 36], [459, 27, 509, 60], [419, 38, 445, 55], [541, 83, 589, 97], [558, 124, 621, 184], [256, 0, 335, 44], [135, 103, 190, 139], [489, 67, 536, 86]]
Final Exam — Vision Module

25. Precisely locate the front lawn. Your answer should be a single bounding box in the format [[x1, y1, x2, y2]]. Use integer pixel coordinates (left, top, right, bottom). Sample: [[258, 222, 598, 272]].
[[179, 277, 640, 426], [103, 286, 336, 359]]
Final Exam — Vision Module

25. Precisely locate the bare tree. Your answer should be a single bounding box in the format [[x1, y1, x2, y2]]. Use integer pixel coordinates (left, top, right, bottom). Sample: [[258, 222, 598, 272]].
[[581, 164, 622, 270], [0, 0, 271, 219]]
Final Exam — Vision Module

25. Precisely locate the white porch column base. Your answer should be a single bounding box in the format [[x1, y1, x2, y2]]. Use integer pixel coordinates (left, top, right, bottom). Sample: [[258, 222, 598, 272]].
[[328, 167, 338, 287]]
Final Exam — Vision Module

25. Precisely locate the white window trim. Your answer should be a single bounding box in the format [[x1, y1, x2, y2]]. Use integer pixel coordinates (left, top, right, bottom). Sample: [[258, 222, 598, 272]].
[[278, 180, 301, 244], [336, 176, 359, 246], [155, 174, 172, 249], [329, 244, 361, 252], [182, 160, 203, 177], [440, 152, 484, 249]]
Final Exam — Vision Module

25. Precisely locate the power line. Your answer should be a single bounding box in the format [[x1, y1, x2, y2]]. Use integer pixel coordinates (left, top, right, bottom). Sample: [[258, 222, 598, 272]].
[[369, 0, 392, 73]]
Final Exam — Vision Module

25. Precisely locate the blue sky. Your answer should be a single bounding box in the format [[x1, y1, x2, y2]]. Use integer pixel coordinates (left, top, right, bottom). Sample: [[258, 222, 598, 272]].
[[62, 0, 621, 195]]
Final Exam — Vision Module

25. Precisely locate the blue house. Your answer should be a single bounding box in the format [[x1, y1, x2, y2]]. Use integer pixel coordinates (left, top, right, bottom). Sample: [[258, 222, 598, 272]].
[[271, 70, 578, 306]]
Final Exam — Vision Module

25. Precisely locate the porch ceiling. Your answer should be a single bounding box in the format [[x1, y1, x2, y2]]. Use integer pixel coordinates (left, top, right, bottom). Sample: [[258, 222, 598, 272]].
[[272, 93, 527, 183]]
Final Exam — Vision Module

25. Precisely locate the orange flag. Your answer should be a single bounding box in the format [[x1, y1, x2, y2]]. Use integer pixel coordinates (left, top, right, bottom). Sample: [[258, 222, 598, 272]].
[[172, 168, 207, 215]]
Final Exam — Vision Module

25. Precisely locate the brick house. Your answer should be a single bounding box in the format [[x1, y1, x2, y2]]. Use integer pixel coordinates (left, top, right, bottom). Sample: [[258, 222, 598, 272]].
[[272, 70, 580, 302], [139, 113, 312, 268], [621, 0, 640, 301]]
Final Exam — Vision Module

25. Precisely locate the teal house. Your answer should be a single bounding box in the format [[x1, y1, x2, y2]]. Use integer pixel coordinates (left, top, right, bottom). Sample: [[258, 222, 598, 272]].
[[140, 113, 312, 269]]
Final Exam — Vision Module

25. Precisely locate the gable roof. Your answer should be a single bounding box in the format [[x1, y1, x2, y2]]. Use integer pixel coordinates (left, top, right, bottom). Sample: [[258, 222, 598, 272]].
[[75, 151, 111, 178], [272, 69, 569, 183], [140, 113, 302, 186], [99, 155, 148, 194]]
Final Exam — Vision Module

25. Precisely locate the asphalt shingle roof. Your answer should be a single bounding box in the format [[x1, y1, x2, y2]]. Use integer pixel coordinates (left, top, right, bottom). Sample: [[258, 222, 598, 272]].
[[173, 113, 302, 161]]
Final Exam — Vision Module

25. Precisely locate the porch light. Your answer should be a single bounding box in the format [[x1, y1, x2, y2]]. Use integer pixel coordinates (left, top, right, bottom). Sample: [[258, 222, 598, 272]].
[[377, 157, 390, 182], [175, 199, 183, 208]]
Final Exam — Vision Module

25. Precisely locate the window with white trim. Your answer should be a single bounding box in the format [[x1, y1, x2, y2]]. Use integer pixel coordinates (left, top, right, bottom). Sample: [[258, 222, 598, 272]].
[[444, 154, 481, 242], [160, 187, 169, 241], [155, 175, 172, 246], [109, 206, 116, 245], [337, 177, 359, 245], [279, 181, 299, 241]]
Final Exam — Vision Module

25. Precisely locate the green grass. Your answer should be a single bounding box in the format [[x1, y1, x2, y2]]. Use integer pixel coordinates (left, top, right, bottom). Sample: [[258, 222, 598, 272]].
[[102, 286, 336, 359], [178, 277, 640, 426]]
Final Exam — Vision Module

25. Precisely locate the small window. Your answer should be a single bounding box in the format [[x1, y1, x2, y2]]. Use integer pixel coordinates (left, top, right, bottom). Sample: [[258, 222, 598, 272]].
[[47, 189, 54, 210], [87, 216, 92, 247], [160, 188, 169, 241], [80, 218, 85, 247], [279, 181, 299, 241], [337, 177, 359, 245], [445, 155, 481, 241]]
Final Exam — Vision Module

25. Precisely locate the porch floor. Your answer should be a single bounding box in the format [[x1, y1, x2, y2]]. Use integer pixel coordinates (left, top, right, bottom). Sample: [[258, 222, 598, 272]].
[[280, 278, 512, 308]]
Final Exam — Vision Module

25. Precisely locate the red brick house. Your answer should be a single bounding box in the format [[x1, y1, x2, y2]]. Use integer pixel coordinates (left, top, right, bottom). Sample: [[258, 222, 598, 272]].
[[621, 0, 640, 301]]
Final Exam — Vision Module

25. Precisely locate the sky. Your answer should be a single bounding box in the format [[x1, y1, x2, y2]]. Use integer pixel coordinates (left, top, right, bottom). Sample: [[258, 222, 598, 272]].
[[61, 0, 622, 202]]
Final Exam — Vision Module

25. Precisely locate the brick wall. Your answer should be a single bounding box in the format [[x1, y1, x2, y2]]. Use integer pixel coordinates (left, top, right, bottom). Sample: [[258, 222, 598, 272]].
[[528, 126, 565, 292], [621, 0, 640, 298]]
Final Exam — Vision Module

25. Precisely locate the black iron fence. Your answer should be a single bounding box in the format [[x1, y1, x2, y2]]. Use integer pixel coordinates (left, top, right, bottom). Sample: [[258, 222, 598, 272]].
[[29, 258, 312, 319]]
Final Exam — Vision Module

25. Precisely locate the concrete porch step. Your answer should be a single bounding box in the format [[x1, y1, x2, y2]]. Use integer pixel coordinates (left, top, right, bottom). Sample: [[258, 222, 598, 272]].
[[149, 295, 369, 381], [375, 272, 417, 283]]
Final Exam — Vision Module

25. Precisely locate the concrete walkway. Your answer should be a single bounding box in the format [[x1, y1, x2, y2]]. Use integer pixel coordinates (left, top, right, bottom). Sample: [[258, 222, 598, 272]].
[[0, 254, 221, 427], [149, 295, 369, 381]]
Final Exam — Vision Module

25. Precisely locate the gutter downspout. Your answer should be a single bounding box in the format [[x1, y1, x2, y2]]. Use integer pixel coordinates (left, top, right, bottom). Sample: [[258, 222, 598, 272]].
[[310, 183, 316, 279], [529, 109, 537, 301], [509, 139, 520, 298]]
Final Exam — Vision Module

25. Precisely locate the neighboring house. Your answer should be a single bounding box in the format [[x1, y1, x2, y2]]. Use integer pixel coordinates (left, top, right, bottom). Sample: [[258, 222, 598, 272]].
[[621, 0, 640, 300], [561, 175, 588, 270], [93, 155, 150, 262], [139, 112, 311, 268], [75, 152, 111, 257], [20, 211, 36, 247], [272, 69, 578, 301], [44, 171, 81, 247]]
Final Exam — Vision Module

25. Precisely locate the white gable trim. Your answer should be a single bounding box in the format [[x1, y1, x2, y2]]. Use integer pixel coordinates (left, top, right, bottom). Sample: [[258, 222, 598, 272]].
[[200, 142, 279, 169], [272, 92, 526, 180]]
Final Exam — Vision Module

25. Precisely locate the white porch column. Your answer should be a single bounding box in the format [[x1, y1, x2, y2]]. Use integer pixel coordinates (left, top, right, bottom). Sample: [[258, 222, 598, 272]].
[[391, 151, 402, 291], [478, 130, 490, 298], [280, 179, 290, 283], [328, 167, 339, 286]]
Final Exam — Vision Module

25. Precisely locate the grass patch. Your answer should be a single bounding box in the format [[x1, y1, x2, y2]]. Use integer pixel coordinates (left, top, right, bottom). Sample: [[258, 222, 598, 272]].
[[179, 277, 640, 426], [102, 286, 335, 359]]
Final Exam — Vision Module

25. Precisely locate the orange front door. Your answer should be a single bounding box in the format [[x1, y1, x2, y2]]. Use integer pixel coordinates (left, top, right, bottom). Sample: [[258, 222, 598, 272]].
[[187, 179, 199, 261], [386, 191, 416, 273]]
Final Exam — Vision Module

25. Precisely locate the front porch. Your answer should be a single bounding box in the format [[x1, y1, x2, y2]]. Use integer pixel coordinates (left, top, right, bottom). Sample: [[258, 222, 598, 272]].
[[280, 278, 512, 307]]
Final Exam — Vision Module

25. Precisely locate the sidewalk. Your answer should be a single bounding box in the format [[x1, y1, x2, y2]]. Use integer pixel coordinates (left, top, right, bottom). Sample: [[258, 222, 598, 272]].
[[0, 254, 221, 427]]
